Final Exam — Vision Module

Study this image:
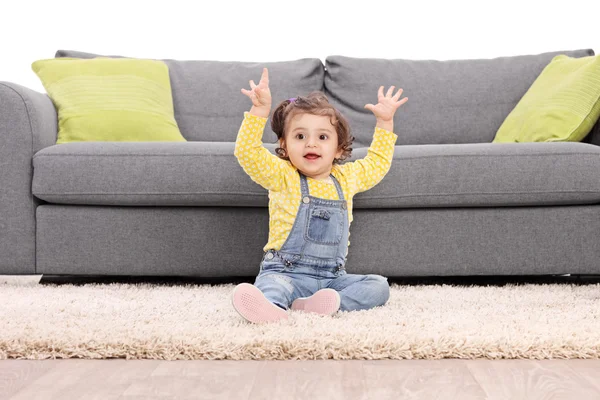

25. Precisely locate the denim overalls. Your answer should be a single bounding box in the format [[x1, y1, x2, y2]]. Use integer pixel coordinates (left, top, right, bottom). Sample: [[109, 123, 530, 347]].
[[254, 170, 390, 312]]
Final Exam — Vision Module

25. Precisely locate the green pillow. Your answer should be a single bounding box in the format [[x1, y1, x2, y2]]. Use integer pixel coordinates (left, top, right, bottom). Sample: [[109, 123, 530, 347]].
[[493, 54, 600, 143], [32, 57, 186, 143]]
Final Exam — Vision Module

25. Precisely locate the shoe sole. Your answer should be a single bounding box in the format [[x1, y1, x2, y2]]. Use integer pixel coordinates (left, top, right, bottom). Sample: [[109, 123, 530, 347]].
[[291, 288, 341, 315], [231, 283, 289, 324]]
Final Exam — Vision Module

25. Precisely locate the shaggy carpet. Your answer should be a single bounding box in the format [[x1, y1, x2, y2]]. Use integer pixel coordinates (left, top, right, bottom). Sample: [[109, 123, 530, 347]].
[[1, 280, 599, 360]]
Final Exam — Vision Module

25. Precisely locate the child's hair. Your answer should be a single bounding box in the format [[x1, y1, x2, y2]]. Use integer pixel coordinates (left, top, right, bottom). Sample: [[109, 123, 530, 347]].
[[271, 91, 355, 164]]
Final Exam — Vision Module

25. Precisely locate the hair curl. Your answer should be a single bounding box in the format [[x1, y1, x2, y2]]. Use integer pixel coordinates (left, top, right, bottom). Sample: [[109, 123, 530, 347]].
[[270, 91, 354, 164]]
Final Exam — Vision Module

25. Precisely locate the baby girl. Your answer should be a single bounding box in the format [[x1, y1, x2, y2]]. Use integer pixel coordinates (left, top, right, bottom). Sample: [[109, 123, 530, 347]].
[[232, 68, 407, 323]]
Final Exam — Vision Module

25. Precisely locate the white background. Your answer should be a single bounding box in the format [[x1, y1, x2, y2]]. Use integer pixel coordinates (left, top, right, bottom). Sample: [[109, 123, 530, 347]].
[[2, 0, 599, 93]]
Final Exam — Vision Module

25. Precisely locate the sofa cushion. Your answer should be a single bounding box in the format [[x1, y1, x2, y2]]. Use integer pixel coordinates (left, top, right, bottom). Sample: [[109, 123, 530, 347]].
[[324, 49, 595, 148], [32, 57, 186, 144], [32, 141, 600, 208], [54, 50, 324, 144], [493, 54, 600, 143]]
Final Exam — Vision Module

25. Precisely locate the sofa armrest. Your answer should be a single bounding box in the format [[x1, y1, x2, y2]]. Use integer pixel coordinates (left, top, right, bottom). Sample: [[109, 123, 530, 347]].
[[0, 82, 57, 151], [0, 81, 57, 274]]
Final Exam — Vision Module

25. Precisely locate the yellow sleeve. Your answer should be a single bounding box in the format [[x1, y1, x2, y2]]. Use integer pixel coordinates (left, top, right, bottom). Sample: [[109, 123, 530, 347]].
[[341, 127, 398, 194], [234, 111, 290, 192]]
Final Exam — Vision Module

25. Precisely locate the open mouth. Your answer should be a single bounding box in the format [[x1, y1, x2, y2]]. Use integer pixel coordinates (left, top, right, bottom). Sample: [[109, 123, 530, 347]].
[[304, 154, 321, 160]]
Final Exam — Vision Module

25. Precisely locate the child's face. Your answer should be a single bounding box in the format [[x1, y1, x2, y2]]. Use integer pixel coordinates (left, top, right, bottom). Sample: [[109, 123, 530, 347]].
[[280, 113, 344, 180]]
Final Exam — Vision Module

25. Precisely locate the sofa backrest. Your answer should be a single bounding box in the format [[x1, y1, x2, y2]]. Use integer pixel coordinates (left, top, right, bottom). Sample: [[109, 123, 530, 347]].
[[56, 49, 598, 148], [324, 49, 595, 148], [55, 50, 324, 144]]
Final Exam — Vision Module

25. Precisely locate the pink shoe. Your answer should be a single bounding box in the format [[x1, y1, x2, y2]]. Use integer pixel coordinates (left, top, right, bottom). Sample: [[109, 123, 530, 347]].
[[291, 288, 341, 315], [231, 283, 288, 324]]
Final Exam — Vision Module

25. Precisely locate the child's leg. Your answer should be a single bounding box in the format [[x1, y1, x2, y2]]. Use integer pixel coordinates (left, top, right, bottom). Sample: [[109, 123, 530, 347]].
[[325, 274, 390, 312], [253, 272, 297, 310]]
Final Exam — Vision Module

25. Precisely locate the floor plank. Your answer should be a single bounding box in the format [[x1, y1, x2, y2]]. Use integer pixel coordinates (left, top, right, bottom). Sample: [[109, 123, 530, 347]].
[[562, 359, 600, 393], [6, 359, 160, 400], [126, 360, 262, 399], [0, 360, 56, 399], [465, 359, 600, 400], [248, 360, 366, 400], [362, 359, 487, 399]]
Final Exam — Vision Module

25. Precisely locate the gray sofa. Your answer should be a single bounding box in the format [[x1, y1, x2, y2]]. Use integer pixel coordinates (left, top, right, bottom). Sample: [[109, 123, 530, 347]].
[[1, 48, 599, 278]]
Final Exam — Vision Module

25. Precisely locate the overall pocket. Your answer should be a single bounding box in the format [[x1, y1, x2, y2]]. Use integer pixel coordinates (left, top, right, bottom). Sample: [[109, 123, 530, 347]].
[[305, 207, 343, 245]]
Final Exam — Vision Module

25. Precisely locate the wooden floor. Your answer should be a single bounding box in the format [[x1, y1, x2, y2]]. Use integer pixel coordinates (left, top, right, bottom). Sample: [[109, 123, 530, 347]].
[[2, 359, 600, 399]]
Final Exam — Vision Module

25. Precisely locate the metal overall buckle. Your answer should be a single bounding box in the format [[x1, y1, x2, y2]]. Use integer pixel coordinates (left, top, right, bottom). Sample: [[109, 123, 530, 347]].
[[276, 251, 295, 268]]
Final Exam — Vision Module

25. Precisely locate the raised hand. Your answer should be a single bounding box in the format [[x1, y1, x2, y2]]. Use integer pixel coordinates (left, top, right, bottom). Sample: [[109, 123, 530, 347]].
[[364, 86, 408, 122], [241, 67, 272, 110]]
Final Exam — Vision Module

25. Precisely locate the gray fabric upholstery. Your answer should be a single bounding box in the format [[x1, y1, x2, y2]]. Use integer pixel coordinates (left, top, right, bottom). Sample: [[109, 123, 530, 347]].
[[325, 49, 595, 148], [54, 50, 324, 145], [0, 82, 57, 274], [583, 114, 600, 146], [32, 141, 600, 207], [36, 205, 600, 277]]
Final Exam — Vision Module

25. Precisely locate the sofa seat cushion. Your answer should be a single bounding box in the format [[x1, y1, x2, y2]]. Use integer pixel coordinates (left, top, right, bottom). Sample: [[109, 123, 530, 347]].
[[32, 142, 600, 208]]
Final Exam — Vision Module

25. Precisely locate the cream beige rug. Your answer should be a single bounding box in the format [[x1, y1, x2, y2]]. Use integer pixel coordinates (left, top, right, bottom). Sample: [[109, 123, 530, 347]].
[[1, 281, 599, 360]]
